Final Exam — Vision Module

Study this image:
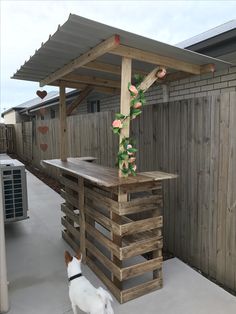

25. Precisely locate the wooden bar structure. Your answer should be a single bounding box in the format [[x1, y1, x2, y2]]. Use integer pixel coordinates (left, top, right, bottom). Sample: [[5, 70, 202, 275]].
[[43, 158, 177, 303], [12, 14, 231, 302]]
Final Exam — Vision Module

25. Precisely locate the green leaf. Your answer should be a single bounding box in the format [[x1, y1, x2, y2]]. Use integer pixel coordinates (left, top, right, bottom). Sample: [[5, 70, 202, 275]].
[[112, 127, 120, 134], [115, 113, 126, 119], [127, 147, 137, 153]]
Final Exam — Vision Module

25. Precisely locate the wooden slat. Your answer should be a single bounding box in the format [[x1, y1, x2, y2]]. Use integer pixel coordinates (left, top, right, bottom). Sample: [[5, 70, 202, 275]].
[[120, 216, 163, 236], [61, 217, 80, 239], [86, 239, 121, 280], [121, 236, 163, 259], [61, 203, 80, 225], [121, 278, 162, 303], [216, 93, 230, 284], [111, 45, 202, 74], [85, 204, 121, 235], [40, 35, 120, 86], [61, 189, 78, 208], [85, 222, 121, 259], [85, 187, 119, 213], [120, 181, 162, 193], [121, 257, 162, 280], [119, 194, 162, 209], [86, 256, 121, 302], [60, 175, 79, 192], [62, 230, 79, 252]]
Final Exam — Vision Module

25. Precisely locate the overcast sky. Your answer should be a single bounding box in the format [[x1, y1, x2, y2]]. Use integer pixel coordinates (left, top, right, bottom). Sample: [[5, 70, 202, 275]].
[[1, 0, 236, 115]]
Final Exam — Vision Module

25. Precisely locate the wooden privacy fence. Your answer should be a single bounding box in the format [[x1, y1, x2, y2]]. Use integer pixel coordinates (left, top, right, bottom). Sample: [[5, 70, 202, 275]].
[[0, 124, 15, 153], [13, 92, 236, 293]]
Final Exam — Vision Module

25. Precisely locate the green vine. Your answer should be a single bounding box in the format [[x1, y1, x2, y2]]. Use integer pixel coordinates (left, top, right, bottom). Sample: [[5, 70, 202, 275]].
[[112, 75, 146, 177]]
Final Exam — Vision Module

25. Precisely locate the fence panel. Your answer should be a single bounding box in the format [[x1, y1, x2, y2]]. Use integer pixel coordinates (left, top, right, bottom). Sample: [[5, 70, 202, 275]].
[[12, 92, 236, 292]]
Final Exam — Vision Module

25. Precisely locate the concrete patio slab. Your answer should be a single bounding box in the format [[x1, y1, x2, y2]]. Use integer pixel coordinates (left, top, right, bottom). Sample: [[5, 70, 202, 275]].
[[2, 154, 236, 314]]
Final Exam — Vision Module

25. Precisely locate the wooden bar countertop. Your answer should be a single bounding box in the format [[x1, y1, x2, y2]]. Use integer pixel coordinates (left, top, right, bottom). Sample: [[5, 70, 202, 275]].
[[43, 157, 177, 187]]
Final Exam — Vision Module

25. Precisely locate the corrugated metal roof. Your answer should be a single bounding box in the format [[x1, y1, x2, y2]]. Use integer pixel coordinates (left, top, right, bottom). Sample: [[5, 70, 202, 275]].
[[12, 14, 231, 84], [1, 91, 58, 116], [177, 20, 236, 48]]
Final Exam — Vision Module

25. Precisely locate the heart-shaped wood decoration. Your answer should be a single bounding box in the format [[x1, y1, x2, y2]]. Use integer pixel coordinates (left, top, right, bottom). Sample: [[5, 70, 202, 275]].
[[40, 143, 48, 152], [37, 126, 49, 134], [36, 90, 47, 99]]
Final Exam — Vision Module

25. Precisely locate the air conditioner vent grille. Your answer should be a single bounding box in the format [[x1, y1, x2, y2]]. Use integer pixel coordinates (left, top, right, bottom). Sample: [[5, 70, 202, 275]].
[[1, 160, 28, 222]]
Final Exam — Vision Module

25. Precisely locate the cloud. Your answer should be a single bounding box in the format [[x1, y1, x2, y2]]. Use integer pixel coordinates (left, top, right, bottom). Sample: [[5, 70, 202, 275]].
[[1, 0, 236, 114]]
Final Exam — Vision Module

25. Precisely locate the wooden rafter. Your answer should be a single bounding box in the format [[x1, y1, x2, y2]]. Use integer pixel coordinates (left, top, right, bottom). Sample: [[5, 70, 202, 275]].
[[61, 73, 120, 88], [159, 63, 215, 83], [51, 80, 120, 95], [40, 35, 120, 87], [110, 45, 215, 75], [66, 86, 94, 116], [82, 60, 148, 77]]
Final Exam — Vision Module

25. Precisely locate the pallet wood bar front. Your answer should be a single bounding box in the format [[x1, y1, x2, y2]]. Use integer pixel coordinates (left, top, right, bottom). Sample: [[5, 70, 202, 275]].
[[43, 158, 177, 303]]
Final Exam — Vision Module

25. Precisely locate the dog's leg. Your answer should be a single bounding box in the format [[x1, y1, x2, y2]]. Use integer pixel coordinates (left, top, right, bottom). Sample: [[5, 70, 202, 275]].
[[71, 303, 78, 314]]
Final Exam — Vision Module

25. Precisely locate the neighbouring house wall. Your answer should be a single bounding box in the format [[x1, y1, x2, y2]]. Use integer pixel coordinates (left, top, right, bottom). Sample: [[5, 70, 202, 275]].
[[32, 65, 236, 119], [13, 92, 236, 293], [86, 65, 236, 112], [3, 110, 17, 124]]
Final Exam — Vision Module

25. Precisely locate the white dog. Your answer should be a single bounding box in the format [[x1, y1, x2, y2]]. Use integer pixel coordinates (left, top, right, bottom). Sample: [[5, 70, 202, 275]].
[[65, 251, 114, 314]]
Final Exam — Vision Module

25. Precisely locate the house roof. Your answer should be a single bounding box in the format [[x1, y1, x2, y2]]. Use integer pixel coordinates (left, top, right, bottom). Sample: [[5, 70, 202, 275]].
[[177, 20, 236, 63], [19, 89, 78, 114], [1, 91, 58, 117], [11, 14, 231, 90]]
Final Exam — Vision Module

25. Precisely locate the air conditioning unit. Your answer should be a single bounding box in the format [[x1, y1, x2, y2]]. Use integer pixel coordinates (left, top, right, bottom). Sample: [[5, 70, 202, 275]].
[[0, 159, 28, 223]]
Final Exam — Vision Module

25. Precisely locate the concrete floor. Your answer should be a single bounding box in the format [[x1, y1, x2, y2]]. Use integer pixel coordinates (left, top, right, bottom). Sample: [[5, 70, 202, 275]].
[[2, 154, 236, 314]]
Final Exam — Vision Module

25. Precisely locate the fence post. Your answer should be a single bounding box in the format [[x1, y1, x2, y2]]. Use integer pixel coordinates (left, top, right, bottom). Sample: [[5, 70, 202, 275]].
[[0, 177, 9, 313]]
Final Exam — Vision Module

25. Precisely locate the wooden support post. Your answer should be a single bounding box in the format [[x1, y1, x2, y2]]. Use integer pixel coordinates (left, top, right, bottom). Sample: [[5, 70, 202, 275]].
[[152, 183, 163, 280], [119, 57, 132, 177], [78, 177, 86, 263], [59, 84, 67, 161], [111, 189, 127, 292]]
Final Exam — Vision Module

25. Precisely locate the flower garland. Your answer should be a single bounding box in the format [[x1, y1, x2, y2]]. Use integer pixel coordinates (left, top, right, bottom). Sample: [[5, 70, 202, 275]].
[[112, 69, 166, 177], [112, 75, 145, 177]]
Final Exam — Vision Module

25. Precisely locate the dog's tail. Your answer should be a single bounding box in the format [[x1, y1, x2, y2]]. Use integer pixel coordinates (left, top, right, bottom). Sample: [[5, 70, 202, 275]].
[[96, 287, 114, 314]]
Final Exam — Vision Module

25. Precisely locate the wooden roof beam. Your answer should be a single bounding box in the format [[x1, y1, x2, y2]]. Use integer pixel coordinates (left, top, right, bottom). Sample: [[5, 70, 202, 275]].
[[110, 45, 215, 75], [40, 35, 120, 87], [82, 60, 148, 76], [61, 73, 120, 88], [66, 86, 94, 116], [160, 63, 215, 83], [51, 80, 120, 95]]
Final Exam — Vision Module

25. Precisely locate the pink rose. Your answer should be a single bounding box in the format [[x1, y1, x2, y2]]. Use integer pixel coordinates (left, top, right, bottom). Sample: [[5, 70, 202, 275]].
[[133, 102, 142, 109], [129, 157, 136, 163], [129, 85, 138, 96], [133, 164, 137, 171], [157, 68, 167, 79], [112, 119, 122, 128], [127, 144, 133, 155]]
